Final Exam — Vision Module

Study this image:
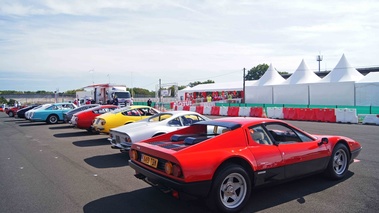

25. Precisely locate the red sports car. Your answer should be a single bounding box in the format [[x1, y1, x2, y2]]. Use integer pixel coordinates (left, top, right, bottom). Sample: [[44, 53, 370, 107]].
[[6, 105, 26, 117], [72, 105, 119, 132], [129, 117, 362, 213]]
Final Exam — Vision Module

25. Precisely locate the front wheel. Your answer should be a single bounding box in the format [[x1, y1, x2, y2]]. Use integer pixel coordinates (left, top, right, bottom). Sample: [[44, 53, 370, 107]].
[[8, 111, 14, 117], [206, 164, 251, 213], [325, 143, 350, 180], [47, 115, 59, 124]]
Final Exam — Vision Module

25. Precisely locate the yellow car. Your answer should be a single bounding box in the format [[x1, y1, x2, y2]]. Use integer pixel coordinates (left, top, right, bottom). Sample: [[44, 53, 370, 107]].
[[91, 105, 160, 134]]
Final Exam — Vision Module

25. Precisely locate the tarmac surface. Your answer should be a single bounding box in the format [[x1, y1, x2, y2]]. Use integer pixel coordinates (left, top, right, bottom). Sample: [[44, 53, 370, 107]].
[[0, 113, 378, 213]]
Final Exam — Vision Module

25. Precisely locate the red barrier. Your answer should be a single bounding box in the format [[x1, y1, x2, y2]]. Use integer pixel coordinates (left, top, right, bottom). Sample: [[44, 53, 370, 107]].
[[304, 108, 316, 121], [286, 108, 297, 120], [283, 108, 290, 119], [314, 108, 324, 121], [211, 106, 220, 116], [324, 108, 336, 122], [249, 107, 264, 117], [183, 105, 190, 111], [297, 108, 306, 121], [227, 107, 239, 116], [195, 106, 204, 114]]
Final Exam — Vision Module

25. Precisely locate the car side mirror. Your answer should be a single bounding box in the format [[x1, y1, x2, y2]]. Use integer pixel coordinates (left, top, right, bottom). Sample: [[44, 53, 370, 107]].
[[318, 137, 329, 146]]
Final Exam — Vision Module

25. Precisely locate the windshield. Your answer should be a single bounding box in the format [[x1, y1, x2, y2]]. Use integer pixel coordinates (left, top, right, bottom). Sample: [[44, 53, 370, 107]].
[[114, 92, 131, 99]]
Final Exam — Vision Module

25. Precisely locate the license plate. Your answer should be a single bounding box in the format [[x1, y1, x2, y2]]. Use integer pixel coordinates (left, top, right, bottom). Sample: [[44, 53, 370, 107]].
[[141, 154, 158, 168]]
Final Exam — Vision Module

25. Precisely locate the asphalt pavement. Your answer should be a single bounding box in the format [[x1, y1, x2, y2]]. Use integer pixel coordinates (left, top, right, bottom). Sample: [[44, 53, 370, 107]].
[[0, 113, 378, 213]]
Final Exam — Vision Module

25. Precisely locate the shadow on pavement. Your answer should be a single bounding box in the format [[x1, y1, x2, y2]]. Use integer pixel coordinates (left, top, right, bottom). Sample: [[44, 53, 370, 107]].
[[53, 132, 97, 138], [84, 172, 353, 213], [72, 138, 109, 147], [83, 188, 210, 213], [84, 153, 130, 168], [49, 125, 74, 130]]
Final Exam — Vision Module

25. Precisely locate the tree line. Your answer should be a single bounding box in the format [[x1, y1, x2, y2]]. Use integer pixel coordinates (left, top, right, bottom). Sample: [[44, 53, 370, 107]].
[[1, 64, 281, 100]]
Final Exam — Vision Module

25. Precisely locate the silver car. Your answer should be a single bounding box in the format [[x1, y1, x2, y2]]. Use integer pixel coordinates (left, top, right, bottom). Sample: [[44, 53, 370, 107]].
[[109, 111, 210, 153]]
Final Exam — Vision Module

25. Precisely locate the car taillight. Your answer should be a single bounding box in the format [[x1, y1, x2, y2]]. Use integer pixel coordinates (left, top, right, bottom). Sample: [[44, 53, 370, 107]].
[[130, 149, 138, 160], [164, 162, 182, 177]]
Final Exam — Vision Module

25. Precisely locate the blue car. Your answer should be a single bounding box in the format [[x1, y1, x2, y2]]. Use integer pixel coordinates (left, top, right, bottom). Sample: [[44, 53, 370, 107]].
[[30, 103, 77, 124]]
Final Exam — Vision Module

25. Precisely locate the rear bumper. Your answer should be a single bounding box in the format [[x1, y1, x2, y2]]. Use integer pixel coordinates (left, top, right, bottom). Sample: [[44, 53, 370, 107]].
[[129, 160, 211, 198]]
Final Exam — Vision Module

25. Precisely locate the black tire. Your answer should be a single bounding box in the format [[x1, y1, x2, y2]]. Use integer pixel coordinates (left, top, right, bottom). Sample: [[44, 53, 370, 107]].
[[206, 164, 251, 213], [325, 143, 350, 180], [47, 114, 59, 124], [8, 111, 14, 117]]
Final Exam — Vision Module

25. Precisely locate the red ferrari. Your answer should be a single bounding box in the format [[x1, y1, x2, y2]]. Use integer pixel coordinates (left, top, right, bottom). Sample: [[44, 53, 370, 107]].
[[72, 105, 119, 132], [129, 117, 362, 213]]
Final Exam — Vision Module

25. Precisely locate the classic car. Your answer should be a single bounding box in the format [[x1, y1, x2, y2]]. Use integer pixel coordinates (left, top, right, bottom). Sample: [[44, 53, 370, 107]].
[[91, 105, 160, 134], [25, 104, 52, 120], [6, 105, 26, 117], [109, 111, 210, 152], [71, 104, 119, 132], [16, 105, 40, 118], [29, 102, 77, 124], [129, 117, 362, 213], [63, 104, 99, 123]]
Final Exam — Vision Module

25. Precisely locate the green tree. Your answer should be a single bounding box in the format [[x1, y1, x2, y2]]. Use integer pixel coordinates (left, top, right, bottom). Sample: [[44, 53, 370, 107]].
[[245, 64, 288, 80], [188, 80, 215, 87], [0, 96, 7, 104], [245, 64, 269, 80]]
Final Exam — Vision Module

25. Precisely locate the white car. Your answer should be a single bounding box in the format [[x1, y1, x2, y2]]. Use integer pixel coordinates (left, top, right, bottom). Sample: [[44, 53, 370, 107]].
[[109, 111, 210, 153], [25, 103, 52, 120]]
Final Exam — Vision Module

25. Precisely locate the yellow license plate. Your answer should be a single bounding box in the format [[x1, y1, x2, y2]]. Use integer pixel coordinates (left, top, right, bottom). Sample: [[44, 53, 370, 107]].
[[141, 154, 158, 168]]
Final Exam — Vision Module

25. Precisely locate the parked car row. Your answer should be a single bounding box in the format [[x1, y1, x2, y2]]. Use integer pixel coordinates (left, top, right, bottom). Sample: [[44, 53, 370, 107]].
[[2, 104, 362, 213]]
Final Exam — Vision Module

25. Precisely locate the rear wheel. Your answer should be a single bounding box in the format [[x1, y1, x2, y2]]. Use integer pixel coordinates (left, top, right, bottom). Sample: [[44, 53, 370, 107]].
[[47, 115, 59, 124], [206, 164, 251, 213], [325, 143, 350, 180]]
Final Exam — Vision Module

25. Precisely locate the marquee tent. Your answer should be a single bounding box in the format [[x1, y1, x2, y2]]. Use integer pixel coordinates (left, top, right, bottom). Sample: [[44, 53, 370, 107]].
[[319, 54, 363, 82], [246, 64, 285, 104], [356, 72, 379, 106], [254, 63, 286, 86], [310, 54, 363, 105], [273, 60, 321, 104], [178, 80, 257, 100]]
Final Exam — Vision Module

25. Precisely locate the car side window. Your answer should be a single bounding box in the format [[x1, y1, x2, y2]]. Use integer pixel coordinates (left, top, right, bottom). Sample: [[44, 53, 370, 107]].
[[248, 125, 272, 145], [168, 117, 182, 126], [264, 123, 307, 143]]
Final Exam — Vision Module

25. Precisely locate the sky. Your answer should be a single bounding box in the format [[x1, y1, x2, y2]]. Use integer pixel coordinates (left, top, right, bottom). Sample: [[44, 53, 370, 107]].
[[0, 0, 378, 92]]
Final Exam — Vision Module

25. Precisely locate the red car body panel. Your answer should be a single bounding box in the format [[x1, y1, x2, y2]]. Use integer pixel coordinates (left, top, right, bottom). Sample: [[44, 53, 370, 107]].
[[74, 105, 118, 129]]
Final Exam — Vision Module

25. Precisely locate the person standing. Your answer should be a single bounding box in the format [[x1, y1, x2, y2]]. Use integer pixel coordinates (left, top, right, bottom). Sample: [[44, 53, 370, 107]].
[[147, 98, 152, 107]]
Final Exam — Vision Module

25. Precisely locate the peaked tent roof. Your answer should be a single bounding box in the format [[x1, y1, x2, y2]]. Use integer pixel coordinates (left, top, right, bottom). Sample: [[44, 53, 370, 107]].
[[254, 63, 285, 86], [356, 72, 379, 83], [283, 59, 321, 84], [319, 54, 363, 82]]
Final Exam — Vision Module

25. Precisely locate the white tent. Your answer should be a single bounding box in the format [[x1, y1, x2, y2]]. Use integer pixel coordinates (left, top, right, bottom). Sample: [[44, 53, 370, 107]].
[[273, 60, 321, 104], [319, 54, 363, 82], [245, 64, 285, 104], [310, 54, 361, 105], [178, 81, 257, 100], [254, 63, 286, 86], [356, 72, 379, 106], [283, 59, 320, 84]]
